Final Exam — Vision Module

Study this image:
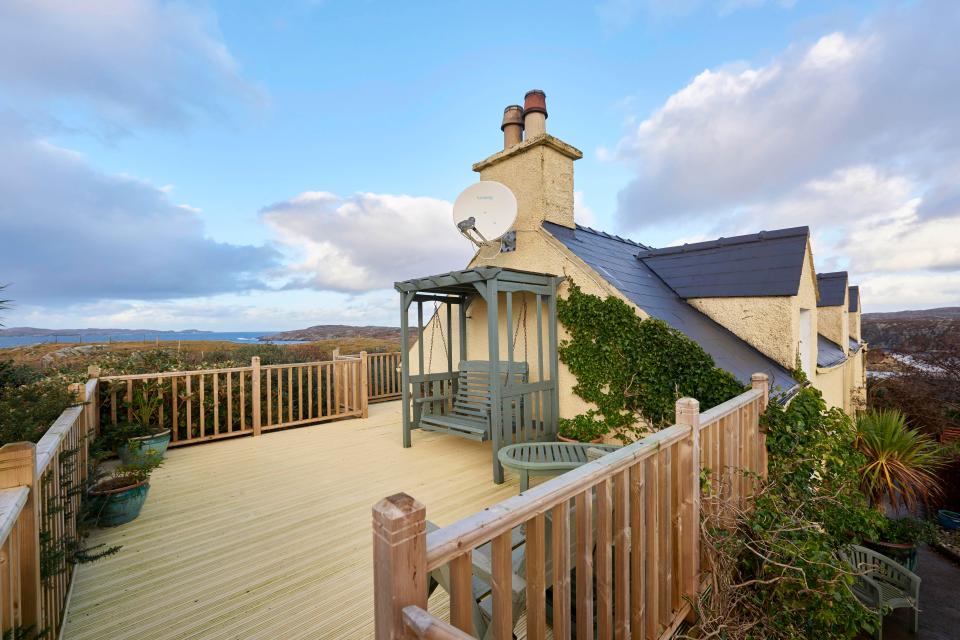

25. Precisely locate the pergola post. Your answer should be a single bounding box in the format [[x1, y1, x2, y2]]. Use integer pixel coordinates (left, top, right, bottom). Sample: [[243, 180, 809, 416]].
[[486, 278, 503, 483], [400, 292, 413, 448], [548, 278, 561, 438]]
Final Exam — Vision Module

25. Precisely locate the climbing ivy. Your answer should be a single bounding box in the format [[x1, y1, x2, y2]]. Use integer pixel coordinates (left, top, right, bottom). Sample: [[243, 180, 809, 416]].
[[556, 282, 746, 441]]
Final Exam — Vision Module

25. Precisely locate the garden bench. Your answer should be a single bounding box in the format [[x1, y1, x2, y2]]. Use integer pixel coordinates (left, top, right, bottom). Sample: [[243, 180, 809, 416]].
[[498, 441, 621, 491], [416, 360, 527, 441], [842, 544, 921, 640]]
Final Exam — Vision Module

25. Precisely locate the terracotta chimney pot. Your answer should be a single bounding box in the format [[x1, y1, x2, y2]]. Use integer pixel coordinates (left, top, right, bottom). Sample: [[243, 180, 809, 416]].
[[523, 89, 547, 137], [501, 105, 524, 149]]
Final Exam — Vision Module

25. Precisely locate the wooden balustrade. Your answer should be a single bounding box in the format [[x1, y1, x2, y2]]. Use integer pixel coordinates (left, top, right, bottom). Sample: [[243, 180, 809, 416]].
[[0, 376, 99, 638], [98, 352, 390, 446], [373, 374, 770, 640]]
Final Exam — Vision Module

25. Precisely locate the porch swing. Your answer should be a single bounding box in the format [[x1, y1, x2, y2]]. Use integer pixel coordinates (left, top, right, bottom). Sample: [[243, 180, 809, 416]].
[[395, 267, 563, 482]]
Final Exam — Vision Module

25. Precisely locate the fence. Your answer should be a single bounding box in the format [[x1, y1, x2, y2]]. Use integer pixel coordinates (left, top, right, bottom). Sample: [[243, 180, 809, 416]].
[[373, 374, 770, 640], [96, 352, 407, 447], [0, 377, 98, 637]]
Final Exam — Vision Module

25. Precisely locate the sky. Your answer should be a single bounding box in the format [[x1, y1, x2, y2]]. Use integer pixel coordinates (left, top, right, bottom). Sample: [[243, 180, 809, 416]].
[[1, 0, 958, 330]]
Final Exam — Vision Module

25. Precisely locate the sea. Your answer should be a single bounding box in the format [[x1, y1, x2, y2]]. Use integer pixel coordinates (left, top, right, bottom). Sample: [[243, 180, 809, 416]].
[[0, 331, 308, 349]]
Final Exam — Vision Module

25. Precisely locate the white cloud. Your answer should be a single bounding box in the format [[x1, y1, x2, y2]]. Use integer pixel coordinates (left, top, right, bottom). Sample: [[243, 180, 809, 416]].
[[0, 117, 277, 305], [611, 1, 960, 310], [574, 191, 598, 227], [0, 0, 262, 133], [261, 191, 474, 292]]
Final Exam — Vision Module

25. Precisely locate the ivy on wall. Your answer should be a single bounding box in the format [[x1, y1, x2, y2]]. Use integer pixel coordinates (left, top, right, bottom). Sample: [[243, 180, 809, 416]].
[[557, 282, 746, 441]]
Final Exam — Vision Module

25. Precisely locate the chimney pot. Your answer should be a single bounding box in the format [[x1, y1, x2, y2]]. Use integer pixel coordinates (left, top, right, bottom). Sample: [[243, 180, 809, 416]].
[[523, 89, 547, 137], [501, 105, 523, 149]]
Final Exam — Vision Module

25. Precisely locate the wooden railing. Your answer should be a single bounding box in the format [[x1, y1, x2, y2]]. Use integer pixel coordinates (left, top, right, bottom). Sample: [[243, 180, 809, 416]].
[[373, 374, 770, 640], [0, 376, 99, 637], [98, 353, 378, 447]]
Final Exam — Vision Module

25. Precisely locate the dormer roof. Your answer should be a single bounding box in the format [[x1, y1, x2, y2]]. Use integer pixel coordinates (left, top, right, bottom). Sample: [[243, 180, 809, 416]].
[[848, 285, 859, 312], [635, 226, 810, 298], [816, 271, 848, 307]]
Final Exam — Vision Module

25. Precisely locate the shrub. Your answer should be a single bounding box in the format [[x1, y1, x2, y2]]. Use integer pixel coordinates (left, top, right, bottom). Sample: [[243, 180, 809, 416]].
[[0, 376, 75, 445]]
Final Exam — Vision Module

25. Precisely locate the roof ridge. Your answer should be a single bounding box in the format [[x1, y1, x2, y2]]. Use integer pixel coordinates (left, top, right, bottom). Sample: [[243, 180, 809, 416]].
[[569, 223, 650, 249], [637, 225, 809, 257]]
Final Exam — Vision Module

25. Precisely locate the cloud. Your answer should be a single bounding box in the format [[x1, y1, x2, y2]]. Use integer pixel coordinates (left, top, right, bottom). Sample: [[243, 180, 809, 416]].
[[0, 117, 278, 305], [611, 1, 960, 310], [261, 191, 474, 292], [0, 0, 262, 133]]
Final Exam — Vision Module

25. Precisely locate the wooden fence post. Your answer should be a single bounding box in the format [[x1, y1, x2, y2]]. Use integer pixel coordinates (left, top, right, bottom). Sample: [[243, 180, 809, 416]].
[[373, 493, 427, 640], [0, 443, 42, 629], [751, 373, 770, 480], [675, 397, 700, 612], [251, 357, 262, 437], [360, 352, 370, 418], [87, 366, 101, 437]]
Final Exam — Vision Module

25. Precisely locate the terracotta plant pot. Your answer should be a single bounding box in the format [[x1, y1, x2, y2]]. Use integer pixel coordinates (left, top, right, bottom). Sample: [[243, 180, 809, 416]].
[[557, 434, 603, 444], [90, 480, 150, 527], [118, 429, 171, 465]]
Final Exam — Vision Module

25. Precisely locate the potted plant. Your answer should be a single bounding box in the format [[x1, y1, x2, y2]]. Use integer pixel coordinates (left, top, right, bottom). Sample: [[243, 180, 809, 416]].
[[89, 452, 163, 527], [106, 380, 171, 465], [868, 516, 936, 572], [558, 412, 607, 444]]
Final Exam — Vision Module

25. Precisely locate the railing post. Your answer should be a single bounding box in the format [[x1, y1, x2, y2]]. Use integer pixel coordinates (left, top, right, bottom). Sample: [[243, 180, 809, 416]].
[[251, 357, 262, 437], [360, 351, 370, 418], [675, 397, 700, 613], [0, 443, 42, 629], [87, 366, 101, 437], [751, 373, 770, 480], [373, 493, 427, 640]]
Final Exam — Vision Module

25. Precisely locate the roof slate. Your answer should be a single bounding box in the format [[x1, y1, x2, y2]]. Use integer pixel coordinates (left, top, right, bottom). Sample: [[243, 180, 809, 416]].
[[544, 222, 800, 396], [816, 272, 848, 307], [817, 334, 847, 368], [635, 226, 809, 298], [848, 286, 859, 312]]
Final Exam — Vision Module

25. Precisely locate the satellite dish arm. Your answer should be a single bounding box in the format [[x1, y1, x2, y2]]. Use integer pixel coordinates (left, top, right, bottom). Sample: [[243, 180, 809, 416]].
[[456, 217, 489, 247]]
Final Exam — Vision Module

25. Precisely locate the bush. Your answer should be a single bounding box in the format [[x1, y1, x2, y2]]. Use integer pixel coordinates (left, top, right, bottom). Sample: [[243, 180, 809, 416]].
[[0, 376, 75, 445], [693, 387, 885, 640]]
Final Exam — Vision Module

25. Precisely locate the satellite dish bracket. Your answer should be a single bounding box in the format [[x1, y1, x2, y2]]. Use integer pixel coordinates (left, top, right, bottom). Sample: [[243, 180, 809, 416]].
[[500, 230, 516, 253]]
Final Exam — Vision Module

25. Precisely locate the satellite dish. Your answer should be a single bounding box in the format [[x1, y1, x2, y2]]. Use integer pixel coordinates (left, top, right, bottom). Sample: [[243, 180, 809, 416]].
[[452, 182, 517, 256]]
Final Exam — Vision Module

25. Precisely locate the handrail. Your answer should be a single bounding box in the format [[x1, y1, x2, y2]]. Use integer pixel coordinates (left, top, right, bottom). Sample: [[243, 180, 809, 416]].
[[426, 420, 691, 571], [699, 387, 762, 427], [402, 606, 475, 640], [35, 405, 83, 476], [0, 486, 29, 543], [101, 366, 252, 381]]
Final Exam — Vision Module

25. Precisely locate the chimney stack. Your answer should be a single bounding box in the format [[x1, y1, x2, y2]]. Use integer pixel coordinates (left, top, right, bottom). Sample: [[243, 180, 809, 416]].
[[500, 105, 523, 149], [523, 89, 547, 137]]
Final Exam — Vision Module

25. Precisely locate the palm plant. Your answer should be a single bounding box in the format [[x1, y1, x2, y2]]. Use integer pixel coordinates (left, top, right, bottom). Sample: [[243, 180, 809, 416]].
[[855, 409, 945, 511]]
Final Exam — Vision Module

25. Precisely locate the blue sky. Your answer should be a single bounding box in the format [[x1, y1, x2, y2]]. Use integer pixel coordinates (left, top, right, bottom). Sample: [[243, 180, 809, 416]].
[[2, 1, 958, 330]]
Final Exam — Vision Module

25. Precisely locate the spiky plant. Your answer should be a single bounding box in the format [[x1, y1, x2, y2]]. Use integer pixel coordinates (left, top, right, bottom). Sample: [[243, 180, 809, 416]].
[[855, 409, 945, 511]]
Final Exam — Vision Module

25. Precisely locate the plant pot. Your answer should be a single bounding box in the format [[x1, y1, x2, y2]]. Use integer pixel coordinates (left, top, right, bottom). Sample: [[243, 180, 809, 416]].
[[867, 539, 919, 572], [90, 480, 150, 527], [557, 434, 603, 444], [937, 509, 960, 530], [118, 429, 171, 465]]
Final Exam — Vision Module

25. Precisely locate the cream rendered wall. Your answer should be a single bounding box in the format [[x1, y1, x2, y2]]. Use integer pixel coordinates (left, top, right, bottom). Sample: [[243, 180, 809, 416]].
[[817, 292, 849, 355], [795, 244, 820, 377], [687, 296, 795, 370], [815, 364, 846, 410]]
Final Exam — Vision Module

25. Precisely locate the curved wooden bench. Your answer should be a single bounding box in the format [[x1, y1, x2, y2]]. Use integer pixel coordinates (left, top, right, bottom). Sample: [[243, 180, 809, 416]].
[[497, 442, 620, 491]]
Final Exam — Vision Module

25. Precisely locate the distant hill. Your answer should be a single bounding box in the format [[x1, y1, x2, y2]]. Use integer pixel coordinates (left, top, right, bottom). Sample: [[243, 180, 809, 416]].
[[259, 325, 417, 342], [862, 307, 960, 351]]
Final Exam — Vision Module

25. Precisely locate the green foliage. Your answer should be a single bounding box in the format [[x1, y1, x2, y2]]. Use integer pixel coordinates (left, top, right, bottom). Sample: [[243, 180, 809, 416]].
[[881, 516, 936, 545], [0, 376, 76, 446], [697, 387, 884, 640], [854, 409, 946, 511], [112, 450, 163, 487], [556, 282, 746, 441], [557, 410, 607, 442]]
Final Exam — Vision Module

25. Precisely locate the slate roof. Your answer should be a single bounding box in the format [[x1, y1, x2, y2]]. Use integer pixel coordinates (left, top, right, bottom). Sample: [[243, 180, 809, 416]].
[[544, 222, 800, 396], [634, 226, 810, 298], [816, 271, 848, 307], [848, 286, 859, 312], [817, 334, 847, 368], [848, 337, 862, 354]]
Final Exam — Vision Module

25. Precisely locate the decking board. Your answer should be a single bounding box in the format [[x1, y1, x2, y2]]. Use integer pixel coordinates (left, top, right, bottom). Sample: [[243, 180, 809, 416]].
[[62, 402, 521, 640]]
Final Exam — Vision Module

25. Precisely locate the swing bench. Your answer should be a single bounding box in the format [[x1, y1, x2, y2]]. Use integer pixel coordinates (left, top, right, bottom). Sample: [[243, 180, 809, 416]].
[[415, 360, 528, 441], [397, 267, 563, 483]]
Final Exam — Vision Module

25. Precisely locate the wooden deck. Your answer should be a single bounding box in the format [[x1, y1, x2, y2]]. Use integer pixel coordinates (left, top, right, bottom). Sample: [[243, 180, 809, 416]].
[[62, 401, 520, 639]]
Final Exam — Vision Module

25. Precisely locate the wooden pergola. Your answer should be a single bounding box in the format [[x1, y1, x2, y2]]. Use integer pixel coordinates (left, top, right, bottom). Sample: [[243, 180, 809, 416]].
[[395, 267, 563, 482]]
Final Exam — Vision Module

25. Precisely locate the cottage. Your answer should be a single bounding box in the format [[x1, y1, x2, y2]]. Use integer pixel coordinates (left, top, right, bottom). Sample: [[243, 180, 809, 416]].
[[408, 90, 866, 429]]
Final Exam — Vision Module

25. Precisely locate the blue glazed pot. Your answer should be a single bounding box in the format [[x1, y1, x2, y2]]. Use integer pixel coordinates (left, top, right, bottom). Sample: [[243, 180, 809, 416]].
[[118, 430, 171, 466], [938, 509, 960, 530], [91, 481, 150, 527]]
